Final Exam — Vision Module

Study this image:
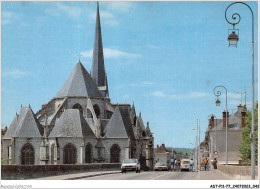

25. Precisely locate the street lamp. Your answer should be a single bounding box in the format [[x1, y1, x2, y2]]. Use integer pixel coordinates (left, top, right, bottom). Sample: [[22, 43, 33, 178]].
[[213, 85, 228, 165], [225, 1, 255, 180], [228, 30, 239, 47]]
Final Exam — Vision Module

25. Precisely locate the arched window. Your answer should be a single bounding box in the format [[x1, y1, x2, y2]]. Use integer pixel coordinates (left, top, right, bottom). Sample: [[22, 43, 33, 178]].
[[85, 143, 92, 163], [106, 110, 113, 119], [87, 109, 93, 118], [110, 144, 120, 163], [142, 131, 146, 137], [72, 103, 83, 113], [21, 143, 35, 165], [51, 144, 55, 164], [63, 143, 77, 164], [93, 104, 100, 118]]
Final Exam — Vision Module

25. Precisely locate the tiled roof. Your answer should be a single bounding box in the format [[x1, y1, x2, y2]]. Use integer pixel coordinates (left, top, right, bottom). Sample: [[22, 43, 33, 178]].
[[49, 109, 96, 138], [156, 146, 167, 153], [13, 107, 42, 138], [104, 106, 135, 140], [56, 62, 102, 98]]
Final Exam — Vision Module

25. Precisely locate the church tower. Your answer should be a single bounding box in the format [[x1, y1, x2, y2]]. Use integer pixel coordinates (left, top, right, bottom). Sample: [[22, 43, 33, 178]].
[[91, 2, 109, 98]]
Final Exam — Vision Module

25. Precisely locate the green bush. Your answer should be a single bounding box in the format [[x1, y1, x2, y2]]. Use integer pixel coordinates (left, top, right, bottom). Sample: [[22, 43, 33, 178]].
[[239, 102, 258, 166]]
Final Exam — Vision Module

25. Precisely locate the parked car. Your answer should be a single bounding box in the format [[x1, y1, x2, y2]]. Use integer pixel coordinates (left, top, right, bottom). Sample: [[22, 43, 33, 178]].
[[180, 159, 191, 172], [121, 159, 141, 173], [154, 162, 169, 171]]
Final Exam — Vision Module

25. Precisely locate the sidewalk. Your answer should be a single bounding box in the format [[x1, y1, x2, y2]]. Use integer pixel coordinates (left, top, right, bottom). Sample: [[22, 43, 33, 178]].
[[195, 169, 231, 180], [31, 170, 121, 180]]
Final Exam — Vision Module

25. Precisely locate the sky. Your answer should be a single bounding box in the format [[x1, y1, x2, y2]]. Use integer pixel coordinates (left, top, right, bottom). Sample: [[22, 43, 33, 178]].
[[1, 1, 258, 148]]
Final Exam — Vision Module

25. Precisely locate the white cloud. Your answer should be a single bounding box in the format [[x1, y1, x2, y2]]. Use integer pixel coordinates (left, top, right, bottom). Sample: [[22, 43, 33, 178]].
[[20, 23, 27, 27], [130, 81, 155, 87], [91, 10, 118, 26], [151, 91, 211, 99], [169, 94, 183, 99], [44, 8, 61, 17], [189, 92, 210, 98], [230, 100, 243, 106], [104, 48, 140, 58], [228, 92, 242, 99], [2, 11, 17, 25], [2, 70, 31, 79], [54, 2, 82, 18], [151, 91, 166, 98], [123, 94, 130, 99], [81, 48, 141, 59], [102, 2, 135, 13], [100, 11, 115, 19]]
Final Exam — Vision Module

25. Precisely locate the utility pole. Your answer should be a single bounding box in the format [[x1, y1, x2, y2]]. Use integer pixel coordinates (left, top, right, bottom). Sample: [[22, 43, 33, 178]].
[[197, 119, 200, 171]]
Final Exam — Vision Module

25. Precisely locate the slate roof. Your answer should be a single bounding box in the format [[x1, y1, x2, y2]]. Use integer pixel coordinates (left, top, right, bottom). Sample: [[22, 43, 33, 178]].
[[91, 2, 106, 87], [130, 102, 136, 124], [49, 109, 96, 138], [11, 107, 42, 138], [104, 106, 135, 140], [210, 115, 242, 131], [3, 114, 19, 139], [56, 62, 102, 98], [136, 115, 146, 131]]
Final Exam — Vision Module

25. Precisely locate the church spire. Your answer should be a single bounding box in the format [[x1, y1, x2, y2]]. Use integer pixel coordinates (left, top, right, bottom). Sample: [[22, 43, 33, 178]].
[[91, 2, 106, 87]]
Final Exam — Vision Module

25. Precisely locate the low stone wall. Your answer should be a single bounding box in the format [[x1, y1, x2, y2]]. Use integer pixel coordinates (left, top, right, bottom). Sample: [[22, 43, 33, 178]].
[[1, 163, 121, 180], [218, 164, 258, 180]]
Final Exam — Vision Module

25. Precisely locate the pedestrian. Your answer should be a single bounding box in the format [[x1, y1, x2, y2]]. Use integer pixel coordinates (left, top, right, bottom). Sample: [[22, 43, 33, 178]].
[[189, 159, 194, 172], [170, 163, 174, 171], [212, 158, 218, 173], [177, 159, 181, 172], [203, 158, 208, 171], [174, 159, 178, 171]]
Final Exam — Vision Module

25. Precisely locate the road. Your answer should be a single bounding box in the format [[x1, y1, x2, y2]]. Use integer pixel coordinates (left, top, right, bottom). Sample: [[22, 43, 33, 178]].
[[78, 170, 198, 180]]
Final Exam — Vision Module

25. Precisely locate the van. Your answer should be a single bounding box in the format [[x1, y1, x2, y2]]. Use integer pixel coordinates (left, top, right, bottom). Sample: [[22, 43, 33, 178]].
[[180, 159, 191, 172]]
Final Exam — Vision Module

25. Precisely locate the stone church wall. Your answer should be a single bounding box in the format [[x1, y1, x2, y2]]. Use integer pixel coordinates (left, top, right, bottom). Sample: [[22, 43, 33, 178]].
[[102, 138, 129, 163], [54, 138, 82, 164], [2, 139, 10, 164], [13, 138, 42, 165], [67, 98, 87, 117]]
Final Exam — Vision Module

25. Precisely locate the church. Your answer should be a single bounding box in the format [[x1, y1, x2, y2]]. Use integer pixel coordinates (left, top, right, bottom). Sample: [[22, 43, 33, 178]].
[[2, 3, 154, 170]]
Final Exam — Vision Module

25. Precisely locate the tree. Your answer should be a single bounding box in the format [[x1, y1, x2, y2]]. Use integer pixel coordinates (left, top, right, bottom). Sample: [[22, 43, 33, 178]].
[[239, 102, 258, 165]]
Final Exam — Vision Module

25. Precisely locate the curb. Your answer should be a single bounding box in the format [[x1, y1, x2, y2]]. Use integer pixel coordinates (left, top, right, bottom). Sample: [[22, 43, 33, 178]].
[[63, 171, 121, 180]]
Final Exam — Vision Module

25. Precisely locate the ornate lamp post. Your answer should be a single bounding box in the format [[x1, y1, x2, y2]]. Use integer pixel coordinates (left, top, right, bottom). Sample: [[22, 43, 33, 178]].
[[213, 85, 228, 165], [225, 2, 255, 180]]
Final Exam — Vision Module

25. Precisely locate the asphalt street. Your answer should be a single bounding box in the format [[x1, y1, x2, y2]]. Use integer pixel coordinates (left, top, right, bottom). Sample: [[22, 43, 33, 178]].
[[78, 170, 198, 180]]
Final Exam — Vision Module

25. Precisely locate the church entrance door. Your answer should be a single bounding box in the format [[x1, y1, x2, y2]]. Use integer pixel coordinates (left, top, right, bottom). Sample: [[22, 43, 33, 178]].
[[63, 143, 77, 164], [21, 143, 35, 165], [110, 144, 120, 163]]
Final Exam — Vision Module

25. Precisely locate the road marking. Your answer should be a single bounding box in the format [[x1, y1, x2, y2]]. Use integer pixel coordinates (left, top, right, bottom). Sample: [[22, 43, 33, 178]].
[[150, 172, 172, 180]]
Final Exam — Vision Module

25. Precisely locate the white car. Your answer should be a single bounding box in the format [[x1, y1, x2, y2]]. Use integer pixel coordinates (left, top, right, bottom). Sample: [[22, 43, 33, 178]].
[[121, 159, 141, 173], [180, 159, 192, 172], [154, 162, 169, 171]]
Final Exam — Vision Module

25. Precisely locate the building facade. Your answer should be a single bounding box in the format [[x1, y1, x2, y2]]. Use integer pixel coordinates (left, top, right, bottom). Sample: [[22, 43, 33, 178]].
[[201, 104, 247, 164], [2, 3, 154, 169]]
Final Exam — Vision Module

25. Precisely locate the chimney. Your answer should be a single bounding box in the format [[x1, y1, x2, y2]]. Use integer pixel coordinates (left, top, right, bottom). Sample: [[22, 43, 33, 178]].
[[157, 144, 159, 148], [241, 111, 247, 127], [210, 115, 215, 129], [222, 111, 229, 128], [237, 104, 243, 114], [162, 144, 165, 149]]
